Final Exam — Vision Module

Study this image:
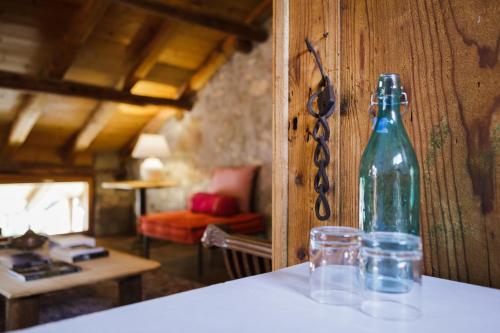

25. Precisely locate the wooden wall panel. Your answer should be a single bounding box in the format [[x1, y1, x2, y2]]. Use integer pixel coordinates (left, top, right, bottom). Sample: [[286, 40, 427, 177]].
[[338, 0, 499, 287], [273, 0, 500, 287]]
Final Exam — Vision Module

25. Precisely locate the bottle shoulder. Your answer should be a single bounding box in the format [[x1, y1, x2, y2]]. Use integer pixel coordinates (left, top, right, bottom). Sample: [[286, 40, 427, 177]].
[[360, 130, 419, 174]]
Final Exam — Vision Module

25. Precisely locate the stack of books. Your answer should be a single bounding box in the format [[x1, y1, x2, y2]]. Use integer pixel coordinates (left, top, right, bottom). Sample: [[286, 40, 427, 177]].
[[49, 234, 109, 263], [0, 252, 80, 281]]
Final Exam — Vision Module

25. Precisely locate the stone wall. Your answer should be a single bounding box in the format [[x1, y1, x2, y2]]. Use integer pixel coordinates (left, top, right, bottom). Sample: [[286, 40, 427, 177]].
[[146, 33, 272, 236], [93, 153, 135, 236]]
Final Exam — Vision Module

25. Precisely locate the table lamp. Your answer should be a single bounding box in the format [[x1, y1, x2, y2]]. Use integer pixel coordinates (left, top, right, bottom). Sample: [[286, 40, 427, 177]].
[[132, 134, 170, 181]]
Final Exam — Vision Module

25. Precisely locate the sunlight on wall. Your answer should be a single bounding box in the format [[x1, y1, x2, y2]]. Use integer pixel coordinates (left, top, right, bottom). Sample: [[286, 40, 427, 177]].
[[0, 182, 89, 237]]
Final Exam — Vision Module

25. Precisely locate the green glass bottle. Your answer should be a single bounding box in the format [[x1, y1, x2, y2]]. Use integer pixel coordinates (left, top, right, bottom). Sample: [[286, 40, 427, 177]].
[[359, 73, 420, 236]]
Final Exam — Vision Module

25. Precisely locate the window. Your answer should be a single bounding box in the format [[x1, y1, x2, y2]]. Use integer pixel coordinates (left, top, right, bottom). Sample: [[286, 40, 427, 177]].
[[0, 180, 90, 237]]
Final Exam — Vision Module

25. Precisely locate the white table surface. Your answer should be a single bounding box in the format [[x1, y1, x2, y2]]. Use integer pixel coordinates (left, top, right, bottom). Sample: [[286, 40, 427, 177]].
[[15, 263, 500, 333]]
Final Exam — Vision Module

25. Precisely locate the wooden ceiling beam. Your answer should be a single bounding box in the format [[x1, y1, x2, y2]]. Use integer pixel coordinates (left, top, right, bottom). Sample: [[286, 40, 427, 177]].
[[70, 102, 117, 153], [188, 0, 272, 92], [0, 70, 194, 109], [64, 102, 114, 156], [6, 0, 111, 148], [123, 20, 175, 91], [7, 97, 43, 147], [66, 18, 180, 156], [115, 0, 268, 42], [7, 96, 42, 146], [45, 0, 112, 79]]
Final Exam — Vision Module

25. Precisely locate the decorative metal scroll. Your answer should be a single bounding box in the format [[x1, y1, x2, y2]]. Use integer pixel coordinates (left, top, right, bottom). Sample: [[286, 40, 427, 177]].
[[305, 38, 336, 221]]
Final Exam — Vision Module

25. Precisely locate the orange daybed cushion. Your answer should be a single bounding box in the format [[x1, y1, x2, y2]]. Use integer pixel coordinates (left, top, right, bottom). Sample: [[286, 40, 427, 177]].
[[138, 211, 264, 244]]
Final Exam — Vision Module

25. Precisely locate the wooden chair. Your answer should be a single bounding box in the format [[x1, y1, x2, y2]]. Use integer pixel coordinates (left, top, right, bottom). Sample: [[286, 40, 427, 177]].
[[201, 224, 272, 279]]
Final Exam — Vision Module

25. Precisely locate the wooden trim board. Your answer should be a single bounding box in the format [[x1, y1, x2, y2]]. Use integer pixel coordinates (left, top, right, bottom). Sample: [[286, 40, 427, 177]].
[[271, 0, 289, 270]]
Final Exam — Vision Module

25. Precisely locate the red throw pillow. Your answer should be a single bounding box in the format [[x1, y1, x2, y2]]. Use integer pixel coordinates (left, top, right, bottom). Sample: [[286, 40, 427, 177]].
[[211, 195, 240, 216], [190, 193, 240, 216], [190, 193, 214, 214]]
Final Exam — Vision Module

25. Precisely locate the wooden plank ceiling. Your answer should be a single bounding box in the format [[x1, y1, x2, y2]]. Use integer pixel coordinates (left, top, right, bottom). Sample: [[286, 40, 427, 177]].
[[0, 0, 271, 165]]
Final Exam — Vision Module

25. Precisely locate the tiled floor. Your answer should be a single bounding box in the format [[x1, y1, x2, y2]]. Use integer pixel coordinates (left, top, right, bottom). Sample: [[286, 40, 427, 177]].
[[96, 235, 230, 286]]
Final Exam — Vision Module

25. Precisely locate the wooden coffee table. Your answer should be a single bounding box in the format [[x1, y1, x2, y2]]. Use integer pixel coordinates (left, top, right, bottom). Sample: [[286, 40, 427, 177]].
[[0, 249, 159, 331]]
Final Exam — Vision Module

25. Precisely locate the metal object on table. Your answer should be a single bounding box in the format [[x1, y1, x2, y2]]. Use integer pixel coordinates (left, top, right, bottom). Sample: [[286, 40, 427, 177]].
[[10, 229, 47, 251]]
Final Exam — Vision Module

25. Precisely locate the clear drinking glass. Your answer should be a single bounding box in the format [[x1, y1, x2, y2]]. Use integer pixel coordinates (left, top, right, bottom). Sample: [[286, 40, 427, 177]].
[[309, 226, 362, 306], [359, 232, 423, 321]]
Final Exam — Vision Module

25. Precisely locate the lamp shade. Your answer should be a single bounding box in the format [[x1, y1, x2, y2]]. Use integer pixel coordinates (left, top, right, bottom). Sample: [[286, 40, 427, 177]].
[[132, 134, 170, 159]]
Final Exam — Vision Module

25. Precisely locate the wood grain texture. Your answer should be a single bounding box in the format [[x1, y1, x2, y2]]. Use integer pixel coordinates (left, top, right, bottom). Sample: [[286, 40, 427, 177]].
[[274, 0, 500, 287], [0, 70, 193, 108], [338, 0, 499, 287], [271, 0, 289, 270], [272, 0, 340, 268], [115, 0, 268, 42]]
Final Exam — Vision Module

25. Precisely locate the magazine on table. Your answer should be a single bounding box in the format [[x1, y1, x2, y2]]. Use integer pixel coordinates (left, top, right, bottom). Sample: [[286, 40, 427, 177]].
[[0, 251, 50, 270], [9, 261, 81, 282]]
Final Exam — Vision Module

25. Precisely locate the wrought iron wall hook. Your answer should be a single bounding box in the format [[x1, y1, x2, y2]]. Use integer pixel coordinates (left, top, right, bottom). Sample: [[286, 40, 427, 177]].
[[305, 38, 328, 83], [305, 37, 336, 221]]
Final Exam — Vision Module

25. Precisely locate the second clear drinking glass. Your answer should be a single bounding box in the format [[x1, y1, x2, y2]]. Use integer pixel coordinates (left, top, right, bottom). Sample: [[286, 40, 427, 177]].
[[309, 226, 362, 306], [359, 232, 423, 321]]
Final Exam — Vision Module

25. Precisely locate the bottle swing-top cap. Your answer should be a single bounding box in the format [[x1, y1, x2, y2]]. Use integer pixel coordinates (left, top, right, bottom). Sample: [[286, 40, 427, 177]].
[[369, 73, 409, 125], [376, 73, 402, 97]]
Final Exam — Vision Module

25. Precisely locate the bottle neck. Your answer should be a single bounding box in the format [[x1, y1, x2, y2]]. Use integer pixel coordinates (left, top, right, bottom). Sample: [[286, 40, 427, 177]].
[[377, 100, 402, 121], [373, 100, 403, 134]]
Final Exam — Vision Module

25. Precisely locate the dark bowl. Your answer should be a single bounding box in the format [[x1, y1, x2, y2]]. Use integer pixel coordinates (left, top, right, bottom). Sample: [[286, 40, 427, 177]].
[[11, 229, 48, 251]]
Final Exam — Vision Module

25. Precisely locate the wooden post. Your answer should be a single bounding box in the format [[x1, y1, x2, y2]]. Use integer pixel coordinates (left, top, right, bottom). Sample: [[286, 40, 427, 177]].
[[272, 0, 340, 270]]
